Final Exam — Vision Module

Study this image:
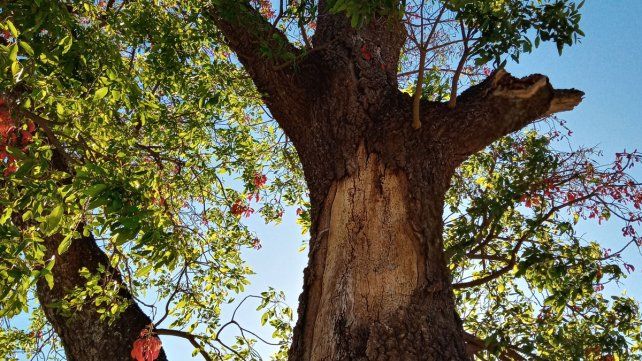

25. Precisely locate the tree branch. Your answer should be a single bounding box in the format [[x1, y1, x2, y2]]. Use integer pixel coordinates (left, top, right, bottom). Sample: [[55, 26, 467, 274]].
[[463, 331, 526, 361], [204, 1, 310, 134], [412, 0, 447, 129], [3, 98, 166, 360], [155, 329, 212, 361], [36, 231, 168, 361], [447, 20, 471, 109], [436, 69, 584, 157]]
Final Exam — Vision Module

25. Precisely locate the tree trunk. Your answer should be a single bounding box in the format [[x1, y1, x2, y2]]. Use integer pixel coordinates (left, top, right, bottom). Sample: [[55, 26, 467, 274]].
[[22, 2, 583, 360], [35, 232, 167, 361], [289, 144, 469, 361]]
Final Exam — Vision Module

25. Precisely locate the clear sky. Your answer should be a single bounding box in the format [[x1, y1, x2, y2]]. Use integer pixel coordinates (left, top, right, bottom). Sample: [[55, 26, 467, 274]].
[[12, 1, 639, 360]]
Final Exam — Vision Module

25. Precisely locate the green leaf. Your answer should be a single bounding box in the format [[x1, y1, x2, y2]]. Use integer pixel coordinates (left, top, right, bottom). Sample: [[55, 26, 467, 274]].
[[83, 184, 108, 197], [6, 20, 18, 38], [43, 272, 54, 290], [8, 44, 18, 62], [94, 87, 109, 101], [0, 207, 12, 224], [19, 41, 34, 56], [59, 35, 73, 54], [11, 61, 21, 77], [135, 264, 153, 278], [44, 205, 64, 235], [21, 210, 32, 222], [45, 257, 56, 271], [57, 234, 74, 255]]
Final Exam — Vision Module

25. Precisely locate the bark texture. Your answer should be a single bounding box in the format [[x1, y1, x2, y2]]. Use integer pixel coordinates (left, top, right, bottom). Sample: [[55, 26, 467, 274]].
[[295, 146, 468, 360], [36, 232, 167, 361], [206, 1, 583, 360]]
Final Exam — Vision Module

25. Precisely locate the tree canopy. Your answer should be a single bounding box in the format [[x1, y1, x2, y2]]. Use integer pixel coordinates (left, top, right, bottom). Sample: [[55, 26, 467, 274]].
[[0, 1, 640, 360]]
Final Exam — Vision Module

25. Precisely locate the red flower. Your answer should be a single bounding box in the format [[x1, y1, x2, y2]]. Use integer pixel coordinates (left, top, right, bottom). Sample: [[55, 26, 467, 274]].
[[566, 193, 576, 202], [253, 173, 267, 189], [231, 199, 254, 218]]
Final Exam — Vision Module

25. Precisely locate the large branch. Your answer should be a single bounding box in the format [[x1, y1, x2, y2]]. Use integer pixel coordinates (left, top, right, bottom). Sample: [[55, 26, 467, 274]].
[[438, 69, 584, 157], [36, 231, 168, 361], [7, 102, 168, 360], [204, 1, 310, 135]]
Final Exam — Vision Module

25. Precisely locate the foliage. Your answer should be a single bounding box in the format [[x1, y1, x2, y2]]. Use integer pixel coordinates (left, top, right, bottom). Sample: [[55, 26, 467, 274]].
[[0, 1, 639, 360], [446, 127, 642, 359], [449, 0, 585, 63], [0, 0, 301, 359]]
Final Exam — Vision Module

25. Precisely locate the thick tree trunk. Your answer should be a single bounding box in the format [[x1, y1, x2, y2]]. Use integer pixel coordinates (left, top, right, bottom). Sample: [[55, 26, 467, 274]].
[[0, 2, 584, 360], [290, 145, 469, 361], [35, 232, 167, 361]]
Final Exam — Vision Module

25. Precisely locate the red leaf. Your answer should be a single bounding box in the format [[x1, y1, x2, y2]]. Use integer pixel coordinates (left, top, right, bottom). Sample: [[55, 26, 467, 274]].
[[131, 335, 162, 361], [253, 173, 267, 188], [3, 162, 17, 176]]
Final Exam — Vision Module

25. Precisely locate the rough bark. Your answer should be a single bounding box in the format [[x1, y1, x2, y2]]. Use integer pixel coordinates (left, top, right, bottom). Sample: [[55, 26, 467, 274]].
[[206, 3, 583, 360], [291, 145, 468, 361], [36, 231, 167, 361]]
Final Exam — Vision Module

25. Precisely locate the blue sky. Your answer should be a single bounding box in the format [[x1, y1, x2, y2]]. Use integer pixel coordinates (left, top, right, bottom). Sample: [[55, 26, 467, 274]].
[[163, 1, 642, 359]]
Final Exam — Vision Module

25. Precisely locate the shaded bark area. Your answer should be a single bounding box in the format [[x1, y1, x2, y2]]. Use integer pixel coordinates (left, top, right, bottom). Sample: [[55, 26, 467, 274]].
[[36, 232, 167, 361]]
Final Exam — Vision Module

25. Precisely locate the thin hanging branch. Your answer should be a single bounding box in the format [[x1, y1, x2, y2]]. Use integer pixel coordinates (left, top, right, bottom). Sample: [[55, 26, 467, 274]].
[[447, 20, 471, 109], [412, 47, 428, 129], [412, 1, 448, 129]]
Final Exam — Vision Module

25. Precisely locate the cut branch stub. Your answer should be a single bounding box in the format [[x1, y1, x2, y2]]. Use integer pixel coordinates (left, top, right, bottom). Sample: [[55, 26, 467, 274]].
[[441, 69, 585, 157], [488, 69, 584, 114], [491, 72, 550, 99], [547, 88, 586, 115]]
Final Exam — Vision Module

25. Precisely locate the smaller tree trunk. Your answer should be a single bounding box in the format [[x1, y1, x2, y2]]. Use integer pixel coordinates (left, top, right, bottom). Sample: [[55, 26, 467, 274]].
[[36, 233, 167, 361], [291, 146, 469, 361]]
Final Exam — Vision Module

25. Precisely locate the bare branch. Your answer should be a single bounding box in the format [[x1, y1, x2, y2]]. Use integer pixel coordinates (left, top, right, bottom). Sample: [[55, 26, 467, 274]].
[[155, 329, 213, 361], [463, 332, 527, 361], [412, 1, 447, 129]]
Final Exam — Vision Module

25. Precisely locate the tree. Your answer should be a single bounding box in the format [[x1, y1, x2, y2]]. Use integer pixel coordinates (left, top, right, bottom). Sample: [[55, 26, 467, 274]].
[[0, 1, 641, 360]]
